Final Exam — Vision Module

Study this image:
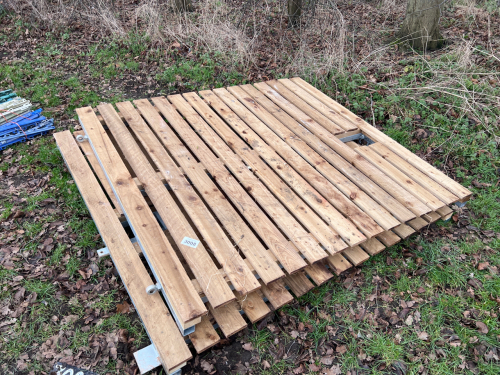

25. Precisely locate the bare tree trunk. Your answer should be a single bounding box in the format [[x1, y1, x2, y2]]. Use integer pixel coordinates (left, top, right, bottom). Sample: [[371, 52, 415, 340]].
[[288, 0, 302, 28], [396, 0, 444, 50], [174, 0, 193, 12]]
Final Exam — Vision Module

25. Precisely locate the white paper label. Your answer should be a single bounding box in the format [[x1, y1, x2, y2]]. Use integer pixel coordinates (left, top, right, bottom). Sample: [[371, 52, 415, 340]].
[[181, 237, 200, 248]]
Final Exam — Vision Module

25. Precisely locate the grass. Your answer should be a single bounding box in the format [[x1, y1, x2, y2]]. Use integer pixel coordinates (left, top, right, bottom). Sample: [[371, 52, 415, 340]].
[[0, 5, 499, 374]]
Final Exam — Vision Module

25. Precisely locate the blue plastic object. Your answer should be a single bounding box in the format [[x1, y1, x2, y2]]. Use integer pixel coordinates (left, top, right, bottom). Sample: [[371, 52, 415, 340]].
[[0, 109, 55, 150]]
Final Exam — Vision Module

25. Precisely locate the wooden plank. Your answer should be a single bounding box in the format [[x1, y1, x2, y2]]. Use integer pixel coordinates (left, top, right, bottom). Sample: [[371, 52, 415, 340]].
[[343, 246, 370, 266], [423, 211, 441, 223], [289, 77, 472, 201], [189, 314, 221, 354], [278, 78, 358, 132], [265, 80, 346, 135], [437, 205, 453, 220], [141, 97, 308, 274], [259, 279, 294, 309], [304, 261, 333, 286], [284, 271, 314, 297], [255, 81, 431, 219], [235, 291, 271, 323], [377, 231, 401, 247], [202, 88, 368, 246], [180, 92, 346, 256], [356, 145, 446, 211], [54, 131, 192, 372], [209, 301, 247, 338], [99, 103, 237, 308], [213, 87, 383, 240], [392, 224, 416, 239], [73, 131, 123, 215], [408, 217, 428, 231], [164, 94, 345, 258], [241, 84, 415, 224], [133, 100, 286, 284], [116, 101, 260, 297], [326, 253, 352, 275], [232, 85, 400, 232], [369, 143, 459, 205], [77, 106, 206, 328], [360, 237, 385, 256]]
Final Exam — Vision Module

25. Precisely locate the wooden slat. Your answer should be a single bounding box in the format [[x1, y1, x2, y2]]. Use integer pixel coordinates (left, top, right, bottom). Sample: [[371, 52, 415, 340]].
[[265, 80, 346, 135], [209, 301, 247, 338], [436, 205, 453, 220], [116, 101, 260, 297], [165, 93, 345, 258], [326, 253, 352, 275], [189, 314, 221, 354], [289, 77, 472, 202], [423, 211, 441, 223], [259, 279, 294, 309], [179, 92, 346, 257], [77, 106, 206, 328], [356, 145, 446, 211], [343, 246, 370, 266], [360, 237, 385, 256], [133, 100, 286, 284], [73, 131, 123, 215], [54, 131, 192, 372], [242, 83, 416, 224], [202, 88, 367, 246], [145, 97, 311, 274], [232, 85, 401, 231], [278, 78, 358, 132], [213, 87, 383, 240], [408, 217, 428, 231], [254, 82, 431, 219], [235, 291, 271, 323], [377, 231, 401, 247], [369, 143, 459, 205], [285, 271, 315, 297], [392, 224, 416, 239], [304, 260, 333, 286], [98, 103, 237, 308]]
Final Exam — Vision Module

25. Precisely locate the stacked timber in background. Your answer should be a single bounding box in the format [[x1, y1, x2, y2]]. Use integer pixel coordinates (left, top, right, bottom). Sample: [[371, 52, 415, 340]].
[[53, 77, 471, 375]]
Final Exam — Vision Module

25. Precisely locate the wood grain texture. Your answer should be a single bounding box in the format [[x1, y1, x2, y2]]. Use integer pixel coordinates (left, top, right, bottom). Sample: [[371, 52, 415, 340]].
[[240, 84, 412, 225], [234, 291, 271, 323], [77, 106, 206, 328], [278, 78, 358, 132], [99, 103, 237, 308], [189, 314, 220, 354], [54, 131, 192, 371], [259, 279, 294, 309], [326, 253, 352, 275], [133, 99, 286, 284], [285, 271, 314, 297], [377, 231, 401, 247], [165, 93, 343, 258], [116, 101, 259, 297], [289, 77, 472, 201], [209, 301, 247, 337], [343, 246, 370, 266], [214, 87, 383, 240], [147, 96, 309, 274], [203, 88, 367, 246], [234, 84, 400, 231]]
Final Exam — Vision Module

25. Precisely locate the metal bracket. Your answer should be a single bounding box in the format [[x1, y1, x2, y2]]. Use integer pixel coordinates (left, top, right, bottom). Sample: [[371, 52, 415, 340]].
[[134, 344, 181, 375], [76, 134, 88, 142], [146, 283, 162, 295], [454, 201, 467, 208], [338, 133, 374, 145], [97, 247, 110, 257]]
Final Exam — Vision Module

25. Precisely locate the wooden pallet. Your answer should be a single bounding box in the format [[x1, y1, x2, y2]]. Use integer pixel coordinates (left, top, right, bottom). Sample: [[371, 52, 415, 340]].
[[54, 77, 470, 374]]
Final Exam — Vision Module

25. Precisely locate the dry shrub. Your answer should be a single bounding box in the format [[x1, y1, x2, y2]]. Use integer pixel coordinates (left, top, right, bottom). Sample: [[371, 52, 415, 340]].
[[135, 0, 255, 67], [4, 0, 125, 34]]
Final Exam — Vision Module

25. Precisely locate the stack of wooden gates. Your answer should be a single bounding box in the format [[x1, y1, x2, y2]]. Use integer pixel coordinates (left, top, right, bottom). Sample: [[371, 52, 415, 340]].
[[54, 78, 471, 374]]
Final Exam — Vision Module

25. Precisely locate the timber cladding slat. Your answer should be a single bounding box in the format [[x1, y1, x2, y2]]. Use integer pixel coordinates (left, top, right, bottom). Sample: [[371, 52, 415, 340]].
[[57, 77, 469, 374]]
